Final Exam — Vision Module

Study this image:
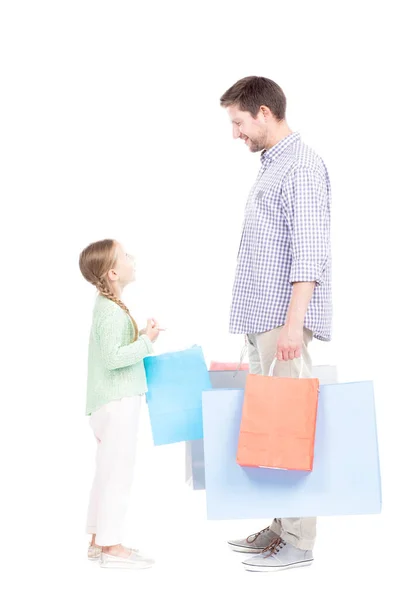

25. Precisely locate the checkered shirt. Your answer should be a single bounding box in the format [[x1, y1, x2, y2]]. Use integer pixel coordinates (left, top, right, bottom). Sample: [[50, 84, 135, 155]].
[[230, 132, 332, 341]]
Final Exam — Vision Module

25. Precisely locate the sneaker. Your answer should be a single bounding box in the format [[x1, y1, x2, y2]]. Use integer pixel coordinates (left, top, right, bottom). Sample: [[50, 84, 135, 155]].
[[100, 547, 155, 570], [242, 537, 314, 572], [228, 526, 279, 554], [87, 544, 102, 561]]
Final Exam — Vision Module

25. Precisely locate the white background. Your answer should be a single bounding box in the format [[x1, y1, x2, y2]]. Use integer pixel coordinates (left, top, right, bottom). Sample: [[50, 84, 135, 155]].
[[1, 1, 398, 598]]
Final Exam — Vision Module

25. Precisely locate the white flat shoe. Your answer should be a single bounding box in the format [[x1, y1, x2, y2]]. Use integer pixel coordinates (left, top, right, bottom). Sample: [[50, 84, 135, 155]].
[[87, 544, 102, 561], [100, 548, 154, 569]]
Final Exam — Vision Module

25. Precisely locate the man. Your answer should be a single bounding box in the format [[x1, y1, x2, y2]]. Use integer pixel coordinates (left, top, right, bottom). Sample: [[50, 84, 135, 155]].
[[220, 76, 332, 572]]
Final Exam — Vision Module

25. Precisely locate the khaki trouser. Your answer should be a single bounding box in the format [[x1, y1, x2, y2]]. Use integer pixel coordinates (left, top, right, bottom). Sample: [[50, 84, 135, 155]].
[[246, 326, 317, 551]]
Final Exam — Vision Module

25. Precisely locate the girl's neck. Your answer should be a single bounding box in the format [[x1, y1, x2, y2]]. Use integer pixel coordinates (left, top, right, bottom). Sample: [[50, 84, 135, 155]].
[[111, 282, 124, 299]]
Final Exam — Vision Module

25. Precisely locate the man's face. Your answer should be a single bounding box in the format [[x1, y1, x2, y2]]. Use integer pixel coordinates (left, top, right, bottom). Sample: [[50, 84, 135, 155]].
[[226, 104, 268, 153]]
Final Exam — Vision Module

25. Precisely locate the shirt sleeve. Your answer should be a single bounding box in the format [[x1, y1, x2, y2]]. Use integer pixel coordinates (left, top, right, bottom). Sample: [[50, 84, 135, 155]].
[[96, 308, 154, 370], [281, 166, 330, 286]]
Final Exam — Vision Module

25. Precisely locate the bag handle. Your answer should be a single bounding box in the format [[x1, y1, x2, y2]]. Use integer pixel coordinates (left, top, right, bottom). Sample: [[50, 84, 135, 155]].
[[233, 342, 248, 378], [268, 356, 304, 378]]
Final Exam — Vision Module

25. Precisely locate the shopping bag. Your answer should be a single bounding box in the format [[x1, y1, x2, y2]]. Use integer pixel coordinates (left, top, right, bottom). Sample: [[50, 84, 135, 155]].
[[237, 358, 319, 471], [209, 369, 248, 389], [186, 365, 337, 489], [210, 361, 249, 371], [185, 368, 248, 489], [185, 438, 206, 490], [144, 346, 212, 445], [202, 380, 381, 519], [312, 365, 337, 384]]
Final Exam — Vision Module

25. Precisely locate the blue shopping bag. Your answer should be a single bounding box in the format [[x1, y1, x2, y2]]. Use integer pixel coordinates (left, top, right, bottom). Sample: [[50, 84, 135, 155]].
[[203, 381, 381, 519], [144, 346, 212, 446], [185, 365, 337, 490]]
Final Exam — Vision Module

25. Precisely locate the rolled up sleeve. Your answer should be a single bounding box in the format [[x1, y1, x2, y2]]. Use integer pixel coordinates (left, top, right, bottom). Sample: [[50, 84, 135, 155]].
[[282, 166, 330, 286]]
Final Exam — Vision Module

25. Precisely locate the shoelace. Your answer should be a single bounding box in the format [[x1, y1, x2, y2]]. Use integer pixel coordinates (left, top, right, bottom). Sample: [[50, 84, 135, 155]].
[[262, 537, 286, 556], [246, 526, 271, 544]]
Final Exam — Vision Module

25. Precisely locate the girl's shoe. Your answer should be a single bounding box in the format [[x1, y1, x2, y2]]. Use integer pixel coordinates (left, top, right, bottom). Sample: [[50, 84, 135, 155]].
[[88, 544, 102, 561], [100, 548, 154, 569]]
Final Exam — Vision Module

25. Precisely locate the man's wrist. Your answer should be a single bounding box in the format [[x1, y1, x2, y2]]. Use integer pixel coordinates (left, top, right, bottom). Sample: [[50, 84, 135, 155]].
[[285, 313, 304, 329]]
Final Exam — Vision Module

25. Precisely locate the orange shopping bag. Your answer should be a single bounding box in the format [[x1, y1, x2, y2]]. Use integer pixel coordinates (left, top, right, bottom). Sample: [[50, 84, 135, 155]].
[[236, 358, 319, 471]]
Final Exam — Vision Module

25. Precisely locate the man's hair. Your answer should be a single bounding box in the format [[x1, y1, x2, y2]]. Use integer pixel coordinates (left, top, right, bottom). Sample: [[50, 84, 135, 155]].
[[220, 76, 286, 120]]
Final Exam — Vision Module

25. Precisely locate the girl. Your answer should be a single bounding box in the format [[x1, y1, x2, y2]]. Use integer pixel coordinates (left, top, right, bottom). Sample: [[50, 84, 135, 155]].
[[79, 239, 162, 569]]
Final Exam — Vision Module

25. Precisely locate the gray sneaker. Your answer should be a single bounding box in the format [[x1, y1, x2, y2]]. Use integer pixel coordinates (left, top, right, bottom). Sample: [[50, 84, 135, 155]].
[[228, 526, 279, 554], [243, 538, 314, 572]]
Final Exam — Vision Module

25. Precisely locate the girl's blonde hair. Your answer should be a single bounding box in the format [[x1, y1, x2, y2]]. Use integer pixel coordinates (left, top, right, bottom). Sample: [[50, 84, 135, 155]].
[[79, 239, 139, 341]]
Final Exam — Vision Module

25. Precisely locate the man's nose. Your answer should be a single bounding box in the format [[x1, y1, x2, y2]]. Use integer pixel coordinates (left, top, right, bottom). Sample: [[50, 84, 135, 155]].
[[232, 124, 241, 139]]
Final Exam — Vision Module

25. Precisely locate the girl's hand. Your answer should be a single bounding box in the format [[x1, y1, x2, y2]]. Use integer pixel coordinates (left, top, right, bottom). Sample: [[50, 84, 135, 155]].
[[144, 318, 165, 342], [139, 320, 162, 336]]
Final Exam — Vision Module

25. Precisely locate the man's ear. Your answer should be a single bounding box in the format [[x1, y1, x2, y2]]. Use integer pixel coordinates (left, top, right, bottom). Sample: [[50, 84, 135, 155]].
[[259, 105, 272, 122]]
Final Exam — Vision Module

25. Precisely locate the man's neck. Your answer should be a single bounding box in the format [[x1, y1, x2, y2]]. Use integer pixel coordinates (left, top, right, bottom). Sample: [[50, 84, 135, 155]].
[[264, 123, 293, 151]]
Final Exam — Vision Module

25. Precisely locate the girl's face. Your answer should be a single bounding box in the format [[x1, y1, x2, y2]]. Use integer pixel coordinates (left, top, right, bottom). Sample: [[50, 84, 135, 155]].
[[110, 242, 136, 287]]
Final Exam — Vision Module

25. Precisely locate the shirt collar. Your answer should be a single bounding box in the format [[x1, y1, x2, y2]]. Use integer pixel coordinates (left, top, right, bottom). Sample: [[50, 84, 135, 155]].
[[260, 132, 300, 166]]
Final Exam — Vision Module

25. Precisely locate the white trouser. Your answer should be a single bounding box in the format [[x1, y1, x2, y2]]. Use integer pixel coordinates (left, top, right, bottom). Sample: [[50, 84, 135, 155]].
[[86, 395, 142, 547]]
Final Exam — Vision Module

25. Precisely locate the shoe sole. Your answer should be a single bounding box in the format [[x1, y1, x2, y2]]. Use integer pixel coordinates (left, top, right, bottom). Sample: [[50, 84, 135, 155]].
[[100, 561, 154, 570], [244, 560, 313, 573], [228, 544, 266, 554], [100, 563, 153, 571]]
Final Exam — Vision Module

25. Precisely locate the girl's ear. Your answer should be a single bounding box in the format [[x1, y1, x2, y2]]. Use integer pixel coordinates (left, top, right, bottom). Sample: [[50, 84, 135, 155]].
[[107, 268, 119, 282]]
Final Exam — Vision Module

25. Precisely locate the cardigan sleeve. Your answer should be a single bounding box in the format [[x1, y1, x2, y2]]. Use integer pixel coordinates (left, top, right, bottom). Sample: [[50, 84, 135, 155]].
[[96, 308, 154, 370]]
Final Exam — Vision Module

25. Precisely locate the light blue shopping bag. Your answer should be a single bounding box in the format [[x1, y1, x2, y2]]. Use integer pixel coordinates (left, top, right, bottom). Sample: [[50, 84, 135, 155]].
[[185, 365, 338, 490], [203, 380, 381, 519], [144, 346, 212, 446], [185, 369, 248, 489]]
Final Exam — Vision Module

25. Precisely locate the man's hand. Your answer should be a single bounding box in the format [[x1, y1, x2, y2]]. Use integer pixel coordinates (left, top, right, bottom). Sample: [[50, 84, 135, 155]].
[[276, 323, 303, 361], [276, 281, 316, 360]]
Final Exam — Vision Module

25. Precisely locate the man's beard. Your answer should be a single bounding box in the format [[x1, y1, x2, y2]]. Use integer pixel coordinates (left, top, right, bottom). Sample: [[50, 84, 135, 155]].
[[248, 138, 264, 152]]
